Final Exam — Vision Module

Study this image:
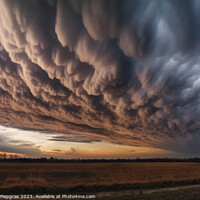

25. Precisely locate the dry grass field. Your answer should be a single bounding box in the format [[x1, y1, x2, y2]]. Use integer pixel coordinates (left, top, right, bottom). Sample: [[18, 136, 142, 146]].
[[0, 162, 199, 190]]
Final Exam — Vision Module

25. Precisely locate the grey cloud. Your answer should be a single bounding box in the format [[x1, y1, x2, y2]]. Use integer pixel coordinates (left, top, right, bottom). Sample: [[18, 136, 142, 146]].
[[0, 136, 42, 157], [8, 140, 35, 147], [0, 0, 200, 154], [52, 149, 61, 152], [66, 147, 79, 157], [48, 134, 101, 143]]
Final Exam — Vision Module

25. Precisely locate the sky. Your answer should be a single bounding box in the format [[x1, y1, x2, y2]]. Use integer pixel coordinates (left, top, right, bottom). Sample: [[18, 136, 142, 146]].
[[0, 0, 200, 158], [0, 125, 182, 159]]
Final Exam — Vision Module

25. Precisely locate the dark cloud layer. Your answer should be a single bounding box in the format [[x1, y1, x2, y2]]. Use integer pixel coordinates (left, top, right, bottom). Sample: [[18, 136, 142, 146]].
[[0, 0, 200, 154]]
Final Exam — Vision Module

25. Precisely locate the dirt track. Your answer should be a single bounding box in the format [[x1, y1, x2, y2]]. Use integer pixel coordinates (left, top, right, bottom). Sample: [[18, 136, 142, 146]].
[[97, 183, 200, 198]]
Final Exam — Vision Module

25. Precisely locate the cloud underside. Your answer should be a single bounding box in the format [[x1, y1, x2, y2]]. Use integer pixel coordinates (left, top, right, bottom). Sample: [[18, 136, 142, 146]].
[[0, 0, 200, 153]]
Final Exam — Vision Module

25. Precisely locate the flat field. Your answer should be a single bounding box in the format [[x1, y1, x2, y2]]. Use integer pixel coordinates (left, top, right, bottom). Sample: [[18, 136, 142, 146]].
[[0, 162, 199, 188], [0, 162, 200, 199]]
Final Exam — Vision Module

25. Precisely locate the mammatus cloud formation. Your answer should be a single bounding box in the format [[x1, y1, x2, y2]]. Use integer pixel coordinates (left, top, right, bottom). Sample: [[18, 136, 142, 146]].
[[0, 0, 200, 154]]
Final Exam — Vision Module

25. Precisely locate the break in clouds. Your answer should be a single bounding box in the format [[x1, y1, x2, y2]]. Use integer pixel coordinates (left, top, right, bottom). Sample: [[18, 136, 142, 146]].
[[0, 0, 200, 154]]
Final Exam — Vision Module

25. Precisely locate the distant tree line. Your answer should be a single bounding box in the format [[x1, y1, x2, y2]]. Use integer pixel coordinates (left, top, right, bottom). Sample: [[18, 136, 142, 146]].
[[0, 155, 200, 163], [0, 153, 19, 160]]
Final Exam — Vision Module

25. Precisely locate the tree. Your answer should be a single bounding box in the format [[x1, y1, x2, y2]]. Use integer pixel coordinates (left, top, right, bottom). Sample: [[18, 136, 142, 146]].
[[9, 155, 15, 159], [3, 153, 7, 160]]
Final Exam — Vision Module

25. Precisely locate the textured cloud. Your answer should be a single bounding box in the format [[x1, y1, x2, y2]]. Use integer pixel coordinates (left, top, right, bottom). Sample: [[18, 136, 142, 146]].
[[0, 0, 200, 154]]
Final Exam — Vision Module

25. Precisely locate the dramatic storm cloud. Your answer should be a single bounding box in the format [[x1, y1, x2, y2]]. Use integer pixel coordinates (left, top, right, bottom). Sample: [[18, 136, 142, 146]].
[[0, 0, 200, 154]]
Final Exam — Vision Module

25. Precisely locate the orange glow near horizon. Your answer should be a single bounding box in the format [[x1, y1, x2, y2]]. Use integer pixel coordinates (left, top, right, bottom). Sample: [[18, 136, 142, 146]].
[[0, 151, 25, 158]]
